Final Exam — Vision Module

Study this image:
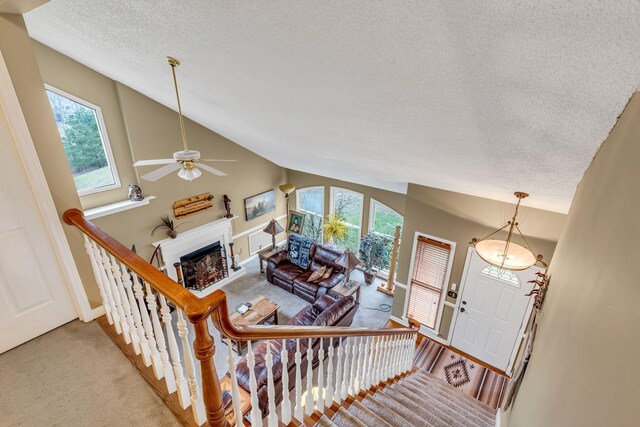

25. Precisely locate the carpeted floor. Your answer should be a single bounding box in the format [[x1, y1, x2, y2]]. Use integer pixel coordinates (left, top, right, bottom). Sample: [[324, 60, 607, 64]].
[[412, 336, 508, 409], [0, 320, 180, 426]]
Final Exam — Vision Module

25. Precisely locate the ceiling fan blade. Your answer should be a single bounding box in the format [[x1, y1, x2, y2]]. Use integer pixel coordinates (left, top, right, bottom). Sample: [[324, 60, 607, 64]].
[[133, 159, 175, 166], [194, 162, 227, 176], [141, 163, 182, 181], [200, 159, 238, 162]]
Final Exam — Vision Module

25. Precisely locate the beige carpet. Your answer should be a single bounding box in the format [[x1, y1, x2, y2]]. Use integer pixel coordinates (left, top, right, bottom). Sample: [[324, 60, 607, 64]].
[[0, 320, 180, 426]]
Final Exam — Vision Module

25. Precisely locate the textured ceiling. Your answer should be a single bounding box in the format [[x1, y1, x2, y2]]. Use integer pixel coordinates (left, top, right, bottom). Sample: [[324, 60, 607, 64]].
[[25, 1, 640, 213]]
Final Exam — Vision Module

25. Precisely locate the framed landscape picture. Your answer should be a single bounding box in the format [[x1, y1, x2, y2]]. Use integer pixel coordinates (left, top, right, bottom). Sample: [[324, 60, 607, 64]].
[[244, 189, 276, 221], [287, 210, 305, 234]]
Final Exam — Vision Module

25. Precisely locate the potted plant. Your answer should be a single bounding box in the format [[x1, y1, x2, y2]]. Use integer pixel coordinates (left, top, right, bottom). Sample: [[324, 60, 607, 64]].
[[151, 214, 184, 239], [359, 232, 391, 284], [323, 213, 348, 244]]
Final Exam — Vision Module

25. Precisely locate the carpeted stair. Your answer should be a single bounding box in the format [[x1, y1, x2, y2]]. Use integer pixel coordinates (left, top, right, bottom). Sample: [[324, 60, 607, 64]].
[[314, 369, 496, 427]]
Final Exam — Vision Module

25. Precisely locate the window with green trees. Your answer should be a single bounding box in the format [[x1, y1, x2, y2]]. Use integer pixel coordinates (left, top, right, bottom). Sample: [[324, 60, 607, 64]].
[[369, 199, 404, 273], [296, 187, 324, 242], [46, 86, 119, 195], [330, 187, 364, 253]]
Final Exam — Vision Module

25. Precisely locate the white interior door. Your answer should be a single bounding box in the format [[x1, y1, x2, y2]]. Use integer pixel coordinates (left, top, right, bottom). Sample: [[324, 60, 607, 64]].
[[0, 76, 77, 354], [451, 249, 538, 371]]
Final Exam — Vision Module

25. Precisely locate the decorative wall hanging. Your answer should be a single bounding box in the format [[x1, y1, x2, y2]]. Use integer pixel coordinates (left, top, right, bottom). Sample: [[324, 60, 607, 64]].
[[151, 214, 184, 239], [287, 210, 305, 234], [244, 189, 276, 221], [173, 193, 214, 219]]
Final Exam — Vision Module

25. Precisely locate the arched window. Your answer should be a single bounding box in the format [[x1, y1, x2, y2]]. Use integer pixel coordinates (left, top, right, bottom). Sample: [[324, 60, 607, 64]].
[[330, 187, 364, 253], [480, 265, 520, 285], [296, 186, 324, 242]]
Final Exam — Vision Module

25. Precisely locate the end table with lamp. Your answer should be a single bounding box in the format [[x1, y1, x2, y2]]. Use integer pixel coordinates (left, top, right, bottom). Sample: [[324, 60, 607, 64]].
[[332, 249, 362, 302], [259, 219, 285, 274]]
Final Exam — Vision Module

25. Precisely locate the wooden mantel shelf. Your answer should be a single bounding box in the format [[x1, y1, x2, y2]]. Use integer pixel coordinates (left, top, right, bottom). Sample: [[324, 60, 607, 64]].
[[84, 196, 156, 220]]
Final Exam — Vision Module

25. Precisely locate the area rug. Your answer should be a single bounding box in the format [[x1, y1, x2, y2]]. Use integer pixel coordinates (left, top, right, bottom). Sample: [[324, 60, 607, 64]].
[[413, 337, 508, 409]]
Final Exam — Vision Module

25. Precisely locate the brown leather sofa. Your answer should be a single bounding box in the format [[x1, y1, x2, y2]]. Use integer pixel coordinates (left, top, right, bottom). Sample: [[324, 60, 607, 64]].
[[234, 294, 358, 415], [266, 243, 346, 302]]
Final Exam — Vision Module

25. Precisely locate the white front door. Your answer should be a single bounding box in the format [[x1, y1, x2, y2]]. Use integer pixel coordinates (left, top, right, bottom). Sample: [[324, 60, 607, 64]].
[[0, 72, 77, 354], [451, 249, 538, 371]]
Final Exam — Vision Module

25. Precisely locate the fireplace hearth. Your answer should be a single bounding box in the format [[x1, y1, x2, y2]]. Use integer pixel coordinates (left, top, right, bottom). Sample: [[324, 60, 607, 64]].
[[180, 241, 228, 290]]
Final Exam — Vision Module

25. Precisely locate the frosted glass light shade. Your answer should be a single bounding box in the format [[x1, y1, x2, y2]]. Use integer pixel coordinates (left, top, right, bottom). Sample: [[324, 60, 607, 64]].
[[474, 239, 537, 271], [178, 166, 202, 181]]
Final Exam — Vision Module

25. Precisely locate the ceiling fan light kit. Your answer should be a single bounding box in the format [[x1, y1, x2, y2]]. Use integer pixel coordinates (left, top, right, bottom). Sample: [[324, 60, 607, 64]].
[[471, 192, 543, 271], [132, 56, 236, 182]]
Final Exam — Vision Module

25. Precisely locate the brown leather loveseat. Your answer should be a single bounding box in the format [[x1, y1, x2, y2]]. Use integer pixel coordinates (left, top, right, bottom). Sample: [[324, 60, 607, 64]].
[[234, 294, 358, 415], [266, 243, 346, 303]]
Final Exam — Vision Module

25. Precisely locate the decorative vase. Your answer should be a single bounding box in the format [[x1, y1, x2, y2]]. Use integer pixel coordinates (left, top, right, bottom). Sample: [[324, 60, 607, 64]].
[[168, 229, 178, 239]]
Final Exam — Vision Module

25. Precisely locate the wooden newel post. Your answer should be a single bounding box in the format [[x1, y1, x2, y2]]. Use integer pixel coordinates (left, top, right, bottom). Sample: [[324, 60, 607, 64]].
[[378, 225, 401, 296], [190, 316, 230, 427]]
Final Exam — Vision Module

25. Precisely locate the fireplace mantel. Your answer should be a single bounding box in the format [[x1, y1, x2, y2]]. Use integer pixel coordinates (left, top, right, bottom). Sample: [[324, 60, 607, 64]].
[[153, 215, 245, 297]]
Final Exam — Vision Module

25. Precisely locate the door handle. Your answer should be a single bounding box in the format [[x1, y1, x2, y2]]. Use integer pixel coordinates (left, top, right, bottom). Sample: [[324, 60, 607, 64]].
[[460, 307, 465, 313]]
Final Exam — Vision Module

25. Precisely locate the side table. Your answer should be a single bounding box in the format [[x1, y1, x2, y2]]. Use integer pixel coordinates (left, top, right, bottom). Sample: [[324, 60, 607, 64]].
[[329, 280, 362, 303], [258, 245, 285, 275]]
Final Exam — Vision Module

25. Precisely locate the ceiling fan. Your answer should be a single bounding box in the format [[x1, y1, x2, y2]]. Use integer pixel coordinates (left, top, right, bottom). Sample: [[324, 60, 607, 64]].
[[133, 56, 236, 182]]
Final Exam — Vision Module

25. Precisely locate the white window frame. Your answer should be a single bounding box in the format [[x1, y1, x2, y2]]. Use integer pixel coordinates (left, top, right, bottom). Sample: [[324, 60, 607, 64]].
[[403, 231, 456, 339], [368, 198, 403, 278], [45, 84, 121, 196], [329, 186, 364, 250], [295, 186, 325, 243]]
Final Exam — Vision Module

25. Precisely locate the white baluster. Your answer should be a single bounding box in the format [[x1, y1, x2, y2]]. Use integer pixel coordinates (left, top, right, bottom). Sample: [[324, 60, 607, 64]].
[[119, 262, 152, 366], [145, 283, 172, 385], [354, 336, 364, 393], [83, 237, 113, 324], [110, 255, 139, 353], [369, 336, 379, 386], [131, 271, 162, 373], [380, 336, 389, 380], [393, 335, 401, 377], [362, 336, 373, 390], [280, 339, 292, 424], [324, 337, 334, 408], [348, 337, 358, 396], [389, 336, 398, 378], [246, 340, 263, 427], [373, 336, 382, 386], [98, 248, 124, 335], [226, 339, 244, 427], [304, 338, 314, 416], [159, 295, 188, 400], [294, 339, 303, 422], [177, 309, 206, 425], [333, 338, 343, 404], [316, 338, 325, 413], [340, 338, 350, 399], [403, 334, 412, 373], [265, 341, 278, 426]]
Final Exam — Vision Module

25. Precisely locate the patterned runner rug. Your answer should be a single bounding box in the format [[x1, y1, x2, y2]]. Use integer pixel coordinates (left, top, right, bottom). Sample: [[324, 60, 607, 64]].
[[413, 337, 508, 409]]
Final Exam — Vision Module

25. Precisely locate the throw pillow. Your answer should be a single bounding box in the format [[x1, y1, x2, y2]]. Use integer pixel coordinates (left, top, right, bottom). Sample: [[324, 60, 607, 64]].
[[322, 267, 333, 280], [287, 233, 314, 269], [308, 266, 326, 283]]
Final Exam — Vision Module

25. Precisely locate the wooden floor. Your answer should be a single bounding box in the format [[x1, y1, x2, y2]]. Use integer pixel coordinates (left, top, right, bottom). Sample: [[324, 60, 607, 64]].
[[384, 318, 509, 378]]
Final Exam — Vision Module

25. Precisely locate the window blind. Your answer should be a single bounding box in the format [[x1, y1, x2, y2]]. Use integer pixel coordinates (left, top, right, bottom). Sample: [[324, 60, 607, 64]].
[[407, 236, 452, 329]]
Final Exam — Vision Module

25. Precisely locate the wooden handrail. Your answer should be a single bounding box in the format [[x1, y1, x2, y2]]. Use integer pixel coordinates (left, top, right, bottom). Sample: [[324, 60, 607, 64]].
[[64, 208, 419, 427]]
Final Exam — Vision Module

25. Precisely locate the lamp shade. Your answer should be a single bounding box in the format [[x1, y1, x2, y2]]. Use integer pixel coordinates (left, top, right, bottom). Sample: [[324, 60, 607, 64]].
[[178, 166, 202, 181], [474, 239, 537, 271], [335, 249, 361, 271], [263, 219, 284, 236], [278, 184, 296, 195]]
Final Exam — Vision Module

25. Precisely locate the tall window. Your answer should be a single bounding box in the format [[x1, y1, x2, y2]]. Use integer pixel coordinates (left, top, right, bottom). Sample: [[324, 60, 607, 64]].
[[46, 85, 120, 195], [330, 187, 364, 253], [369, 199, 404, 271], [296, 186, 324, 242], [407, 234, 455, 330]]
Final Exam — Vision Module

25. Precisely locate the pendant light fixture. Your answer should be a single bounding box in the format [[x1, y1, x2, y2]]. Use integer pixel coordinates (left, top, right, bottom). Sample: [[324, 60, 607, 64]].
[[470, 192, 543, 271]]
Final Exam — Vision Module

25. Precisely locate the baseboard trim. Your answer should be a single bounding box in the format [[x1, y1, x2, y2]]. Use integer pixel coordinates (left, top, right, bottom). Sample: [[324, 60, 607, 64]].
[[239, 253, 258, 266], [89, 305, 105, 321]]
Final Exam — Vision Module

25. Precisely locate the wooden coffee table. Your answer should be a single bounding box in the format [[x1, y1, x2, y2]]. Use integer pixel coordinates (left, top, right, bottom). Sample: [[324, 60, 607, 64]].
[[329, 280, 361, 303], [220, 375, 251, 425], [224, 295, 279, 354]]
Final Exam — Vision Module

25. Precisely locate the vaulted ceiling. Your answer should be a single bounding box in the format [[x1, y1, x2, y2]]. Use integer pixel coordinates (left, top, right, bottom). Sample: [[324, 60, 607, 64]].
[[25, 1, 640, 213]]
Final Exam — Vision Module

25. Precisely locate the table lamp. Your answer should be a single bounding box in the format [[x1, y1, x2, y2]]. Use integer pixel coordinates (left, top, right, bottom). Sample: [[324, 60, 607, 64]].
[[263, 219, 284, 249], [335, 249, 361, 285]]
